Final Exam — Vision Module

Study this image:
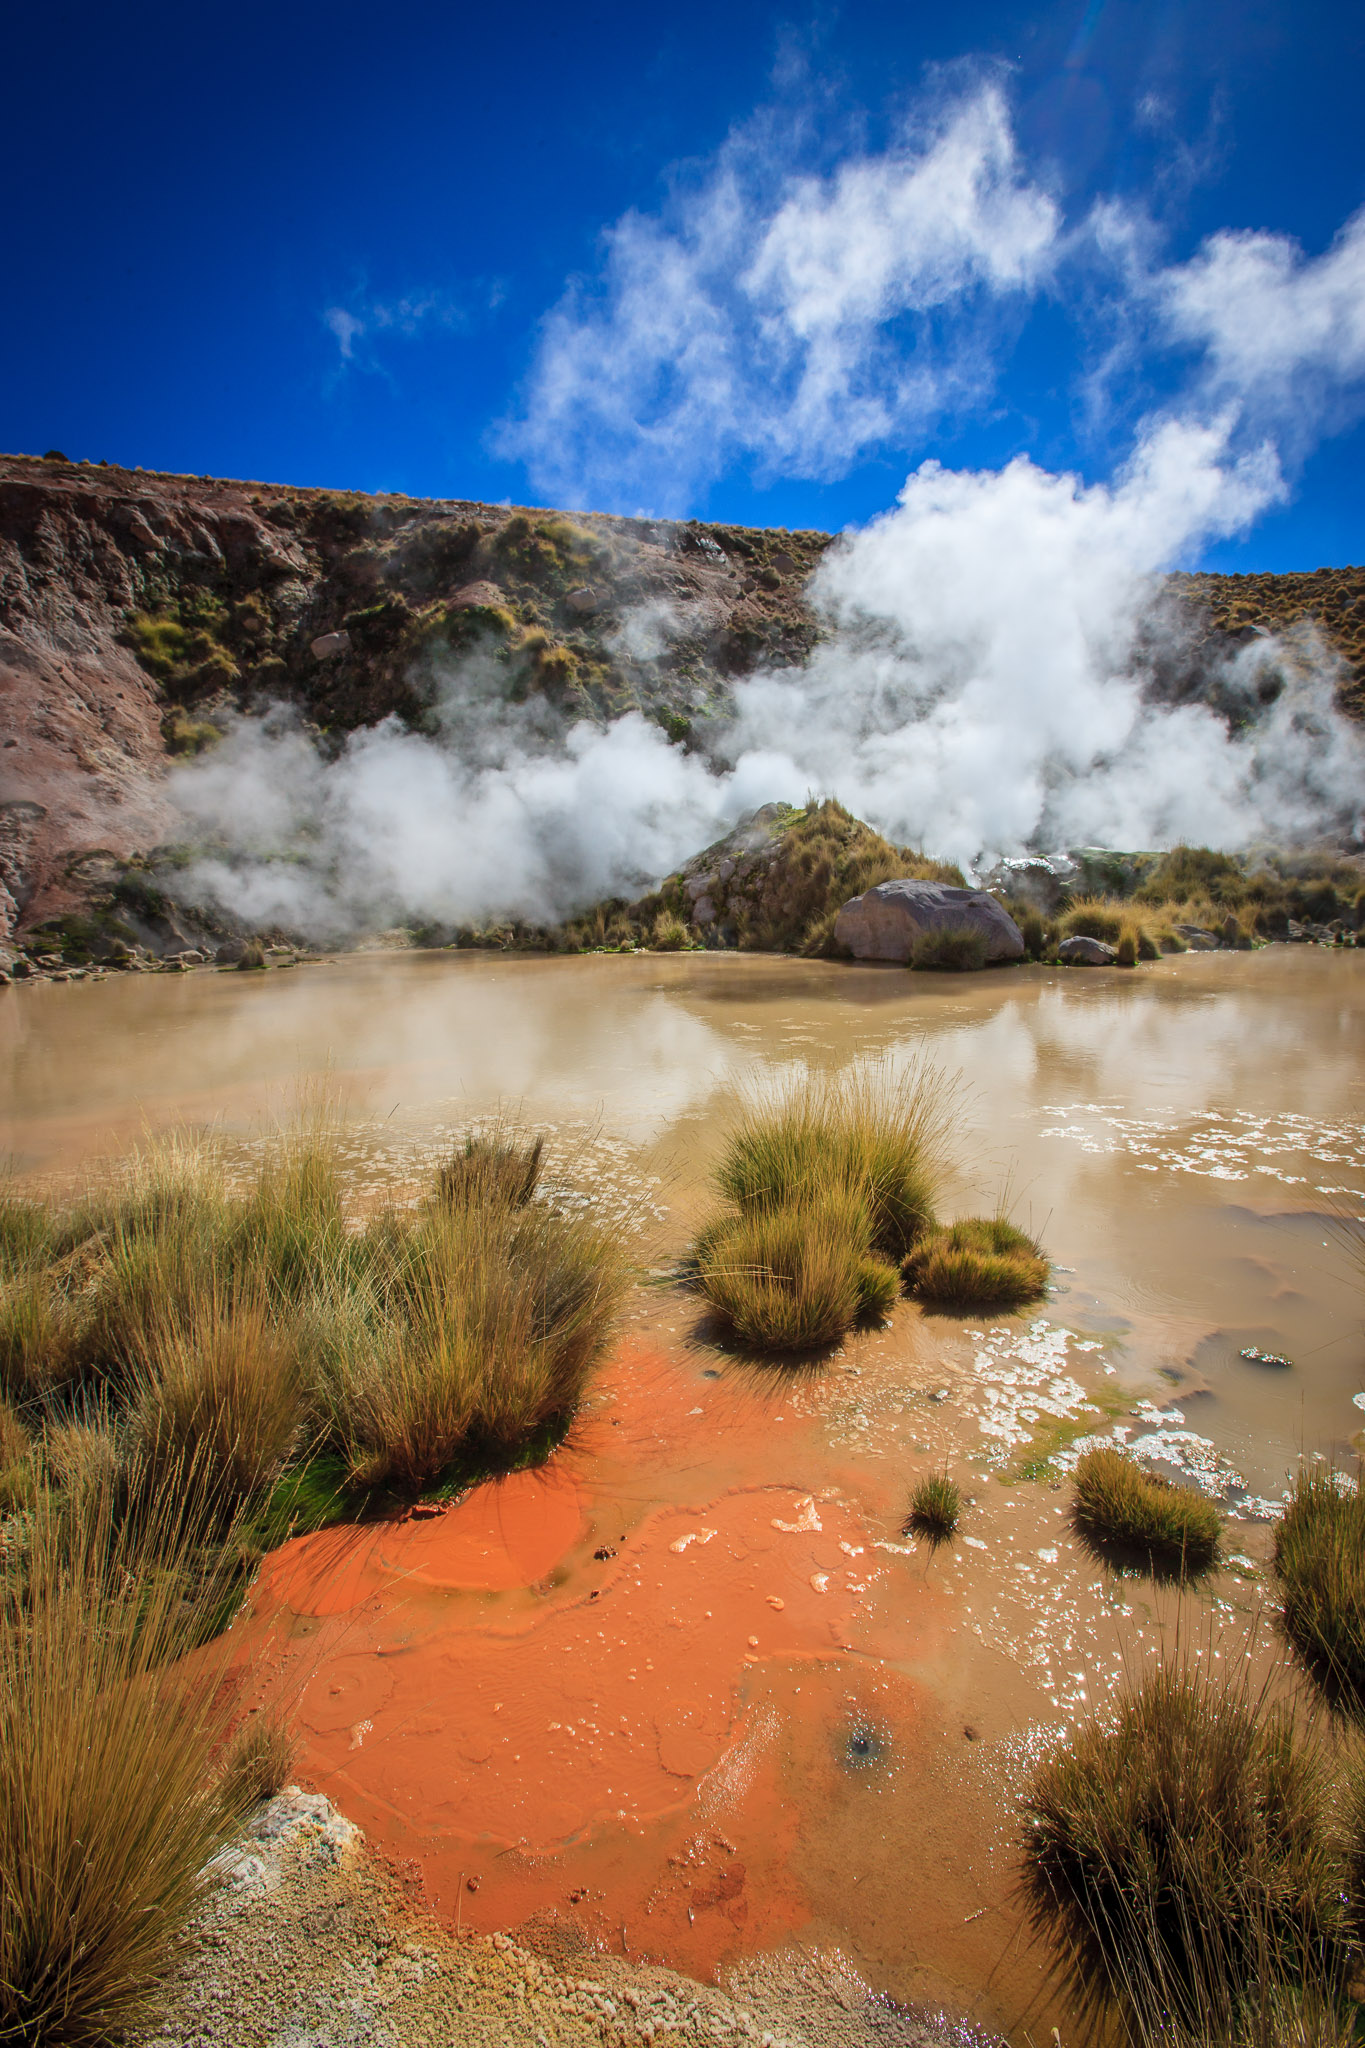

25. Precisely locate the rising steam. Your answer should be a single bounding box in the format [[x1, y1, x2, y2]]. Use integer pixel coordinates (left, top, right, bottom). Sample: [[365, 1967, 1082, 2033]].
[[170, 79, 1365, 937]]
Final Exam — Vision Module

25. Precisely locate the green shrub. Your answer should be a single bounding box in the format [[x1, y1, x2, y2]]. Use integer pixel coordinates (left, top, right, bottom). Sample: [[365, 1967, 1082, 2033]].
[[1272, 1468, 1365, 1720], [1072, 1445, 1221, 1579], [1021, 1666, 1351, 2045], [1137, 929, 1161, 961], [1019, 910, 1046, 960], [906, 1471, 960, 1544], [1115, 928, 1138, 968], [902, 1217, 1049, 1313], [909, 923, 989, 971]]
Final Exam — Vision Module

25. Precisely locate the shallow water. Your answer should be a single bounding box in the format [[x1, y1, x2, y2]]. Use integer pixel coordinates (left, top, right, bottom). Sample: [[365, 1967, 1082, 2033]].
[[4, 947, 1363, 2028], [4, 946, 1362, 1491]]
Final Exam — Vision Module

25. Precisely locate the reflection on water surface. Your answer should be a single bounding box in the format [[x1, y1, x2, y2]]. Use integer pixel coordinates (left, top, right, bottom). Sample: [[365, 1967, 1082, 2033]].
[[3, 945, 1360, 1491]]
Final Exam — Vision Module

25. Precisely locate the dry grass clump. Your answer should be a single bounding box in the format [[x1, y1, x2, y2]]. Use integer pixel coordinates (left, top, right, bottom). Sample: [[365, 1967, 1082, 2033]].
[[693, 1062, 953, 1352], [1072, 1444, 1222, 1579], [902, 1216, 1049, 1313], [127, 1290, 303, 1515], [909, 924, 990, 971], [317, 1196, 628, 1492], [0, 1115, 630, 1522], [0, 1462, 256, 2048], [1021, 1666, 1353, 2047], [906, 1471, 961, 1545], [216, 1710, 298, 1815], [432, 1128, 544, 1212], [697, 1190, 876, 1351], [1272, 1467, 1365, 1720]]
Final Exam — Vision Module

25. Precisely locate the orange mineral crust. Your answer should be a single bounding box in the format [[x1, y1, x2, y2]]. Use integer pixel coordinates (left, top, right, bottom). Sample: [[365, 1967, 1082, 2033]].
[[243, 1343, 950, 1976]]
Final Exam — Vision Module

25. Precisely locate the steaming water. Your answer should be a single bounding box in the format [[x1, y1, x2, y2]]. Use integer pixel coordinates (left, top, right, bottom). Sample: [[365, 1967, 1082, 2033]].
[[4, 945, 1360, 1496]]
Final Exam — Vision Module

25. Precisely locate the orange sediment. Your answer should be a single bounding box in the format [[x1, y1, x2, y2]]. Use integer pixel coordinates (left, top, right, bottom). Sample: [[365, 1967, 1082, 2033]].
[[240, 1342, 951, 1977]]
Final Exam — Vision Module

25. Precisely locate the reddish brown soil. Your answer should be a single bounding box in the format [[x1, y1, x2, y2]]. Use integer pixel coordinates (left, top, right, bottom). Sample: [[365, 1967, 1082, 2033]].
[[234, 1338, 1055, 2020]]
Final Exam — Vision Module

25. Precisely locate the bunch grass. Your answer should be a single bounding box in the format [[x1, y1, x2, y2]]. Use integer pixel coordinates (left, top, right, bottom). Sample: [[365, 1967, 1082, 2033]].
[[1272, 1467, 1365, 1720], [693, 1060, 954, 1353], [902, 1216, 1049, 1312], [0, 1458, 255, 2047], [1021, 1664, 1353, 2048], [1072, 1444, 1222, 1579], [906, 1470, 961, 1545]]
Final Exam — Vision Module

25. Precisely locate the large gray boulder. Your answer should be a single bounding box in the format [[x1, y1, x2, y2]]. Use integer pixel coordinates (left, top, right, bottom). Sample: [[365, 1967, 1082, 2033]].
[[834, 880, 1025, 964]]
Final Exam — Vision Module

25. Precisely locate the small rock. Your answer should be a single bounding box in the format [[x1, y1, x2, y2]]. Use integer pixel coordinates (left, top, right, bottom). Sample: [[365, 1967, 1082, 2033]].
[[449, 580, 507, 611], [1057, 934, 1118, 965], [309, 629, 352, 660], [565, 586, 599, 615]]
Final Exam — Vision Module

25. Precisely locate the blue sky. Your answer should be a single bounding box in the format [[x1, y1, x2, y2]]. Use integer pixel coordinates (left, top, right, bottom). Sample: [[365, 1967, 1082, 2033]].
[[4, 0, 1363, 569]]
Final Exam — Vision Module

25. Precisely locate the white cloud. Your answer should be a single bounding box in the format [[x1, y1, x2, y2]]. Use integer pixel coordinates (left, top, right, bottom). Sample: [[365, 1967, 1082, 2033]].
[[496, 82, 1061, 513], [1161, 206, 1365, 433]]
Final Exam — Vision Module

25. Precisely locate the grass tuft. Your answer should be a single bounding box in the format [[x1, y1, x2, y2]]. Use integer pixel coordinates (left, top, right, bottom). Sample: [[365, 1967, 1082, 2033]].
[[909, 924, 990, 972], [1272, 1467, 1365, 1720], [216, 1711, 299, 1818], [902, 1216, 1049, 1312], [316, 1197, 627, 1493], [432, 1129, 544, 1212], [1021, 1665, 1351, 2046], [1071, 1444, 1222, 1579], [906, 1471, 961, 1544], [0, 1460, 252, 2047], [696, 1192, 867, 1352], [693, 1062, 954, 1353]]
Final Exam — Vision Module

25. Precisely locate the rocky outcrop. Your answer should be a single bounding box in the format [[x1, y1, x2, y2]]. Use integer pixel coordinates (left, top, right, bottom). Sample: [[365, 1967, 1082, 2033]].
[[0, 454, 832, 946], [834, 880, 1025, 964], [646, 800, 963, 957], [2, 451, 1363, 960]]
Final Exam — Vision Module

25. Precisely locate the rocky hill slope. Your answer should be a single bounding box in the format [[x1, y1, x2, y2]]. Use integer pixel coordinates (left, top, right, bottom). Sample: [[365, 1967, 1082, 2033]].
[[2, 450, 1363, 955]]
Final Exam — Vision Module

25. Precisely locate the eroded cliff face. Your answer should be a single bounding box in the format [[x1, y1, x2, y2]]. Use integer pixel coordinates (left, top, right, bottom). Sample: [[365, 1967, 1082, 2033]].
[[2, 449, 1363, 959], [0, 453, 830, 954]]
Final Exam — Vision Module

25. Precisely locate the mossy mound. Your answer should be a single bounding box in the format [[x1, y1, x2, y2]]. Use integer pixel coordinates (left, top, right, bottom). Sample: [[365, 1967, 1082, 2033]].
[[638, 798, 964, 956]]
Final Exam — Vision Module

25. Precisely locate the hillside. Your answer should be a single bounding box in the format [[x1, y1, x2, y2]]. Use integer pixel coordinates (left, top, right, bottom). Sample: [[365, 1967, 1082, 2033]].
[[2, 450, 1363, 956]]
